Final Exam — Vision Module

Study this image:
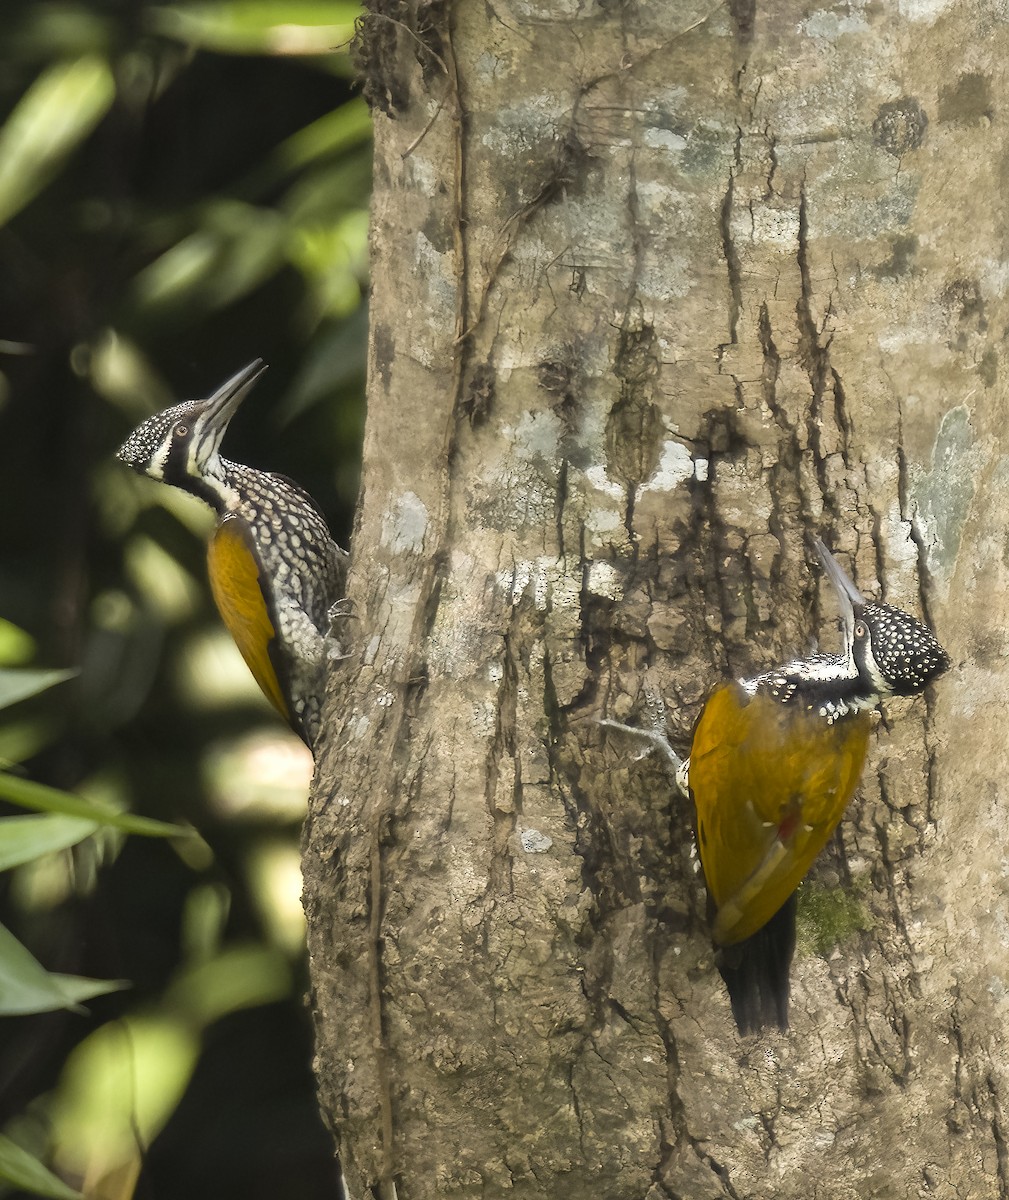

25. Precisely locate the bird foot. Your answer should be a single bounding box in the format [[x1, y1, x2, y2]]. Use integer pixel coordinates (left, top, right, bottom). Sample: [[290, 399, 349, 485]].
[[596, 718, 689, 796], [325, 598, 356, 662], [326, 596, 355, 630]]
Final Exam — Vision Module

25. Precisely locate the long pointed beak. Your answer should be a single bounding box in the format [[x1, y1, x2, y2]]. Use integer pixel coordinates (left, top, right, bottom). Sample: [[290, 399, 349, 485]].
[[204, 358, 268, 428], [813, 537, 865, 648], [194, 359, 267, 469]]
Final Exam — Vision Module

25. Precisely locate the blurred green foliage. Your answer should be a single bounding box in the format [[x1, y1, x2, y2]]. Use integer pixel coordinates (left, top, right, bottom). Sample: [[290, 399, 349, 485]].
[[0, 2, 369, 1197]]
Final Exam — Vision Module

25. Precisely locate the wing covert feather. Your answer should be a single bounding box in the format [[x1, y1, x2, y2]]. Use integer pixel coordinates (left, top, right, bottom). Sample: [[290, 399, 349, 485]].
[[690, 682, 871, 945], [207, 517, 290, 721]]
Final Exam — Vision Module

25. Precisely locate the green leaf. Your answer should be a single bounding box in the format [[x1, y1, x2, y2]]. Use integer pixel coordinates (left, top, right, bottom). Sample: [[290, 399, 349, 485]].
[[0, 620, 36, 667], [133, 202, 287, 315], [0, 923, 126, 1015], [0, 56, 116, 227], [274, 99, 372, 174], [0, 772, 188, 838], [279, 306, 367, 421], [0, 718, 56, 766], [147, 3, 360, 56], [0, 1134, 82, 1200], [49, 1014, 199, 1171], [165, 943, 291, 1027], [234, 97, 372, 200], [0, 668, 76, 709], [0, 814, 99, 873]]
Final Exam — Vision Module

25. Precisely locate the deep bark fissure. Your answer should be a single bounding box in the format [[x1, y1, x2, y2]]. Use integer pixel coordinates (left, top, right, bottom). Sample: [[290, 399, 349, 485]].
[[484, 622, 520, 897], [367, 810, 396, 1198], [988, 1072, 1009, 1200], [796, 180, 846, 525], [718, 154, 743, 349]]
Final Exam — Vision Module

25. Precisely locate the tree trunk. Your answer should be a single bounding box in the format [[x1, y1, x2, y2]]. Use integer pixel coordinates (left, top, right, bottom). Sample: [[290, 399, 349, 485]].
[[304, 3, 1002, 1196]]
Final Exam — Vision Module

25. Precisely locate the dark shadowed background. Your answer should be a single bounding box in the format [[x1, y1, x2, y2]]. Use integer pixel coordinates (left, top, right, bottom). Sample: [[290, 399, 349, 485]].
[[0, 4, 368, 1196]]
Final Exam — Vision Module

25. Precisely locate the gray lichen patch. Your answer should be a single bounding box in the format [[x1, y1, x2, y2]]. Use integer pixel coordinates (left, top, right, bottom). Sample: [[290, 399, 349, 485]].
[[910, 404, 978, 590]]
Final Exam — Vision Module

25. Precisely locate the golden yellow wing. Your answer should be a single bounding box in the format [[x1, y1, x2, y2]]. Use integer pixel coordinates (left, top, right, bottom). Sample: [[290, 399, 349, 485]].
[[207, 517, 290, 722], [689, 682, 870, 946]]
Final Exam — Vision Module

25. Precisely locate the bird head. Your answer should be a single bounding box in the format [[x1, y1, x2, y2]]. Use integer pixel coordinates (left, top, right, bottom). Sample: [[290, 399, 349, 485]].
[[814, 537, 950, 698], [116, 360, 266, 494]]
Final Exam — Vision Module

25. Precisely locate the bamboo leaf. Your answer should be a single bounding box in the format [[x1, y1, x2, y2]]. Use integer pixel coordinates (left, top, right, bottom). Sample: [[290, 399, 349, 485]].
[[0, 668, 76, 709], [0, 772, 188, 838], [147, 3, 359, 55], [0, 56, 115, 227], [0, 1134, 82, 1200], [0, 814, 100, 873], [0, 620, 36, 667], [0, 923, 126, 1016]]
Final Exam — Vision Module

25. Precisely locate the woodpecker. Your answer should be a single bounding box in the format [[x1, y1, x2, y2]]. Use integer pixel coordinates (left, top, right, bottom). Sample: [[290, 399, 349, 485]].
[[116, 360, 348, 751], [601, 538, 949, 1034]]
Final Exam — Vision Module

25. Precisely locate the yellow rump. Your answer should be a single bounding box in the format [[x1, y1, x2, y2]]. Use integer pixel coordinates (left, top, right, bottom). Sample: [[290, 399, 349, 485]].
[[207, 517, 289, 721], [689, 682, 871, 946]]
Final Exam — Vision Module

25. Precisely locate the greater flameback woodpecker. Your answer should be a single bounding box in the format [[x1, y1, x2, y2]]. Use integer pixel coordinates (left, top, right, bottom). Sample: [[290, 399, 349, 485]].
[[116, 360, 349, 751], [602, 538, 949, 1034]]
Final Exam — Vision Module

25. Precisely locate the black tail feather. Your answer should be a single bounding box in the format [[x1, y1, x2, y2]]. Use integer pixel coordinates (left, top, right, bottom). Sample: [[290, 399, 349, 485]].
[[715, 894, 797, 1035]]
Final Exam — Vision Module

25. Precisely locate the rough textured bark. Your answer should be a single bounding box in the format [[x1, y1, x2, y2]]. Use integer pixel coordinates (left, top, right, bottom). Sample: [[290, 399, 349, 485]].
[[303, 3, 1003, 1196]]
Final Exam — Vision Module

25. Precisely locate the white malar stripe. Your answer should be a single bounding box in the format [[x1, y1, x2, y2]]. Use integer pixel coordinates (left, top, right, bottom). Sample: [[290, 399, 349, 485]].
[[147, 436, 172, 481], [858, 633, 889, 694]]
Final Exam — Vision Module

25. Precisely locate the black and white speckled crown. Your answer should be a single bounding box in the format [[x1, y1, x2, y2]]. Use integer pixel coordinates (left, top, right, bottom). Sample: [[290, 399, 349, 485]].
[[116, 401, 202, 475], [857, 600, 950, 695]]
